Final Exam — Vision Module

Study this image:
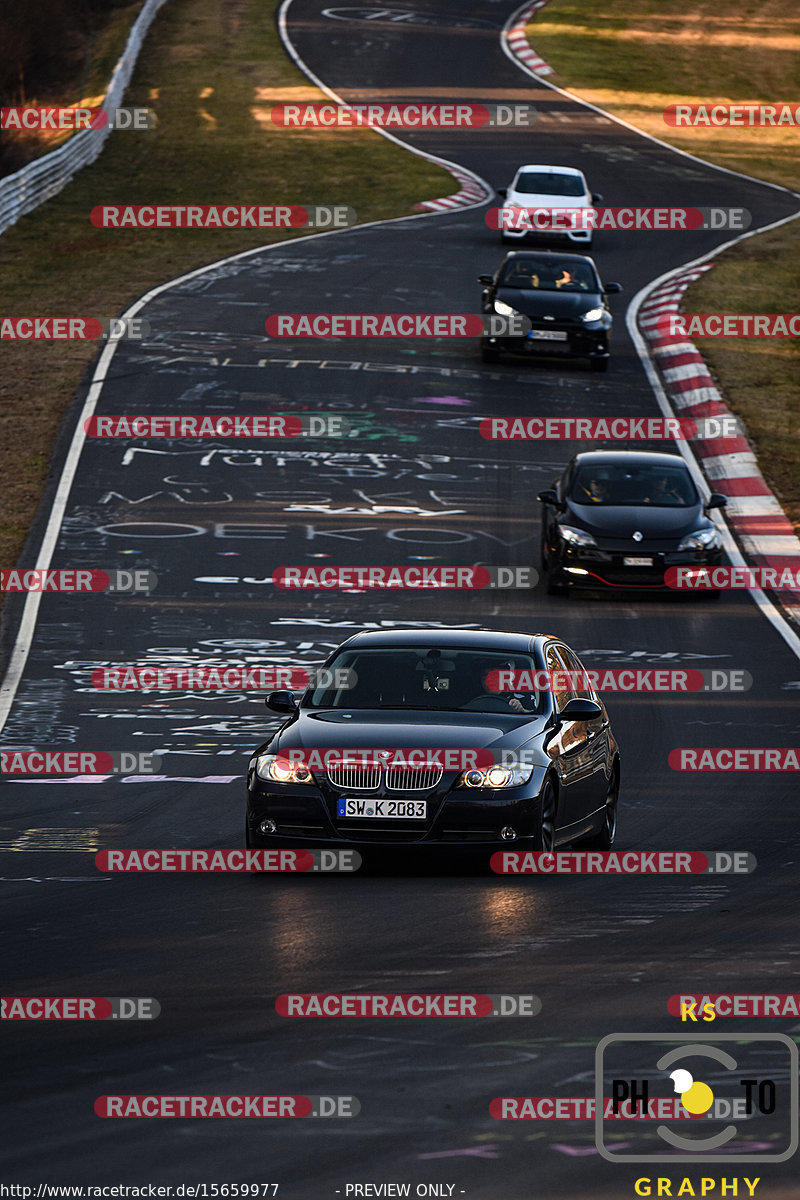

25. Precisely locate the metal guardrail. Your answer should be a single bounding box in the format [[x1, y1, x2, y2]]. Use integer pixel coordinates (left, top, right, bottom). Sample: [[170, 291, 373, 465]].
[[0, 0, 169, 236]]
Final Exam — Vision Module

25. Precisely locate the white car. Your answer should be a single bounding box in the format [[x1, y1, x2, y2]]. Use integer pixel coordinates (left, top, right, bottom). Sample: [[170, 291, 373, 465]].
[[497, 165, 602, 248]]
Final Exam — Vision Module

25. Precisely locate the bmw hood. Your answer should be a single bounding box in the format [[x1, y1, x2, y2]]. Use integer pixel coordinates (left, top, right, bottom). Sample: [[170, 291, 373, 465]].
[[260, 709, 549, 762]]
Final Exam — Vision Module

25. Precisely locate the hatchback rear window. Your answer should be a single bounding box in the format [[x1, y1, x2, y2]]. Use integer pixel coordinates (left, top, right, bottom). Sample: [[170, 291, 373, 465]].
[[515, 172, 586, 197]]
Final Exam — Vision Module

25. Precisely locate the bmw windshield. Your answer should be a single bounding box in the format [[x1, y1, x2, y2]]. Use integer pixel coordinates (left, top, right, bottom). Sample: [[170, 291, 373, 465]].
[[306, 648, 547, 714]]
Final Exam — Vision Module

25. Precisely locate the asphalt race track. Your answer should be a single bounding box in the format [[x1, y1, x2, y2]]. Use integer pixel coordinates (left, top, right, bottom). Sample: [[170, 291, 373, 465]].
[[2, 2, 800, 1197]]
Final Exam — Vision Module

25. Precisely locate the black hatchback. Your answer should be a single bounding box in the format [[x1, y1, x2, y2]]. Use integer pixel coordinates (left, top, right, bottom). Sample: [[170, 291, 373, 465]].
[[478, 250, 621, 371], [246, 629, 620, 855], [539, 450, 728, 594]]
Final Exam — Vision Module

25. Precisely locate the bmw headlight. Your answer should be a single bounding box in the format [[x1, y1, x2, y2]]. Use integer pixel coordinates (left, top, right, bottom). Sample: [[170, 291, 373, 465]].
[[457, 764, 535, 789], [494, 299, 520, 317], [254, 753, 313, 784], [678, 527, 721, 551], [559, 525, 597, 548]]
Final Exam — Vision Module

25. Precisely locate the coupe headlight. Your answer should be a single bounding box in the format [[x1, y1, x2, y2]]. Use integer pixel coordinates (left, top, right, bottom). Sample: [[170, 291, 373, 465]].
[[678, 527, 721, 551], [559, 525, 597, 548], [254, 753, 313, 784], [494, 299, 520, 317], [457, 764, 535, 789], [580, 307, 605, 324]]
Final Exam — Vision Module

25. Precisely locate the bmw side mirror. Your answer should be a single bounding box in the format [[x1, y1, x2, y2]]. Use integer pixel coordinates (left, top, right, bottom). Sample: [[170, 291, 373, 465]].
[[478, 274, 494, 285], [591, 192, 603, 203], [496, 187, 507, 198], [705, 493, 728, 511], [604, 282, 622, 294], [265, 691, 297, 714], [557, 698, 602, 722]]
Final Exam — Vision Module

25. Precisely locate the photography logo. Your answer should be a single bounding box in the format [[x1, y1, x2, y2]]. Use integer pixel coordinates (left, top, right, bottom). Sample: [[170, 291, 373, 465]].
[[595, 1033, 798, 1162]]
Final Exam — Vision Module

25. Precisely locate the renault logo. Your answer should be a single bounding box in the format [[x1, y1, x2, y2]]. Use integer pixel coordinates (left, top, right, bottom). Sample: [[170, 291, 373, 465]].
[[632, 531, 644, 542]]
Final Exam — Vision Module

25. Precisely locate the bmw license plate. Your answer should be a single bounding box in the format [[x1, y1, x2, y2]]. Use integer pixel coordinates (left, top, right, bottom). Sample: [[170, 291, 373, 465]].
[[528, 329, 567, 341], [623, 556, 653, 566], [338, 798, 426, 819]]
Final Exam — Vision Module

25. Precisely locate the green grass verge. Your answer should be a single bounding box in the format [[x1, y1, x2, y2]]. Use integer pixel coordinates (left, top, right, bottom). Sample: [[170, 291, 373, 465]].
[[0, 0, 452, 587]]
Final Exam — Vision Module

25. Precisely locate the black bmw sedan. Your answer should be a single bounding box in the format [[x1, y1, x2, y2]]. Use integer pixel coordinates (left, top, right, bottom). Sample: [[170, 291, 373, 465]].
[[478, 250, 621, 370], [539, 450, 728, 594], [246, 629, 620, 856]]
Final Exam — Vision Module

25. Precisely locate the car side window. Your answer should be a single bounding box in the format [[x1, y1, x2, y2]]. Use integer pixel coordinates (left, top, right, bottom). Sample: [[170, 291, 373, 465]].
[[545, 644, 574, 712], [560, 647, 595, 702]]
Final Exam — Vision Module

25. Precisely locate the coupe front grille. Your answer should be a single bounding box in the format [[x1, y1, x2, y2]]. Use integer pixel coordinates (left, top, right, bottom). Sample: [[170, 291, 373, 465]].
[[327, 765, 381, 791]]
